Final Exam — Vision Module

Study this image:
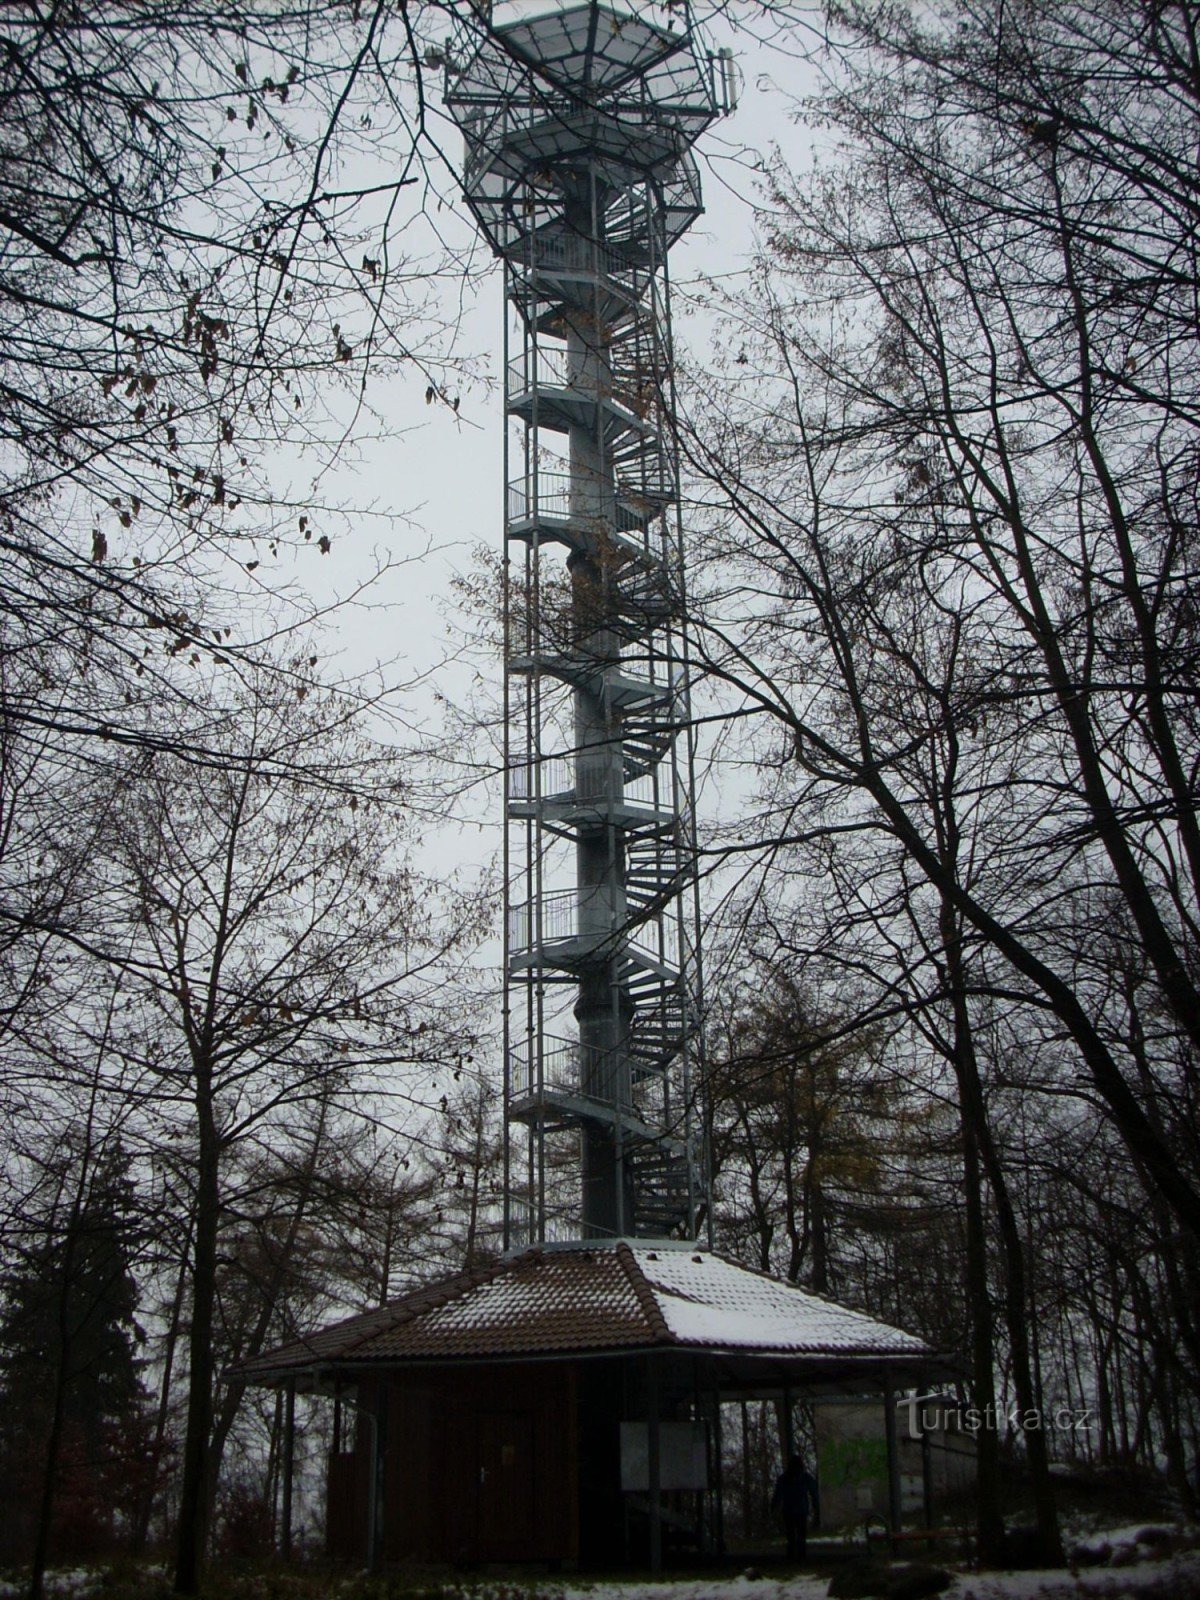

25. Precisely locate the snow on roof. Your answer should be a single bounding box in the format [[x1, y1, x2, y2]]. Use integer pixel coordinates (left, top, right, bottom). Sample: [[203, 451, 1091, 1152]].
[[630, 1245, 928, 1356], [235, 1241, 933, 1381]]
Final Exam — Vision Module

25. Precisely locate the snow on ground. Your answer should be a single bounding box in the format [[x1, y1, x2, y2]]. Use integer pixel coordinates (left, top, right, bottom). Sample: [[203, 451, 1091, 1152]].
[[561, 1549, 1200, 1600], [0, 1572, 103, 1599], [949, 1550, 1200, 1597], [565, 1578, 831, 1600], [7, 1530, 1198, 1600]]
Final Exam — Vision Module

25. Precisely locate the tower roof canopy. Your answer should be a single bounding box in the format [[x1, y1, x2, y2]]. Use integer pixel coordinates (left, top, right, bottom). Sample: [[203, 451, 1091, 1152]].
[[500, 5, 697, 98], [235, 1243, 941, 1389], [443, 2, 724, 254]]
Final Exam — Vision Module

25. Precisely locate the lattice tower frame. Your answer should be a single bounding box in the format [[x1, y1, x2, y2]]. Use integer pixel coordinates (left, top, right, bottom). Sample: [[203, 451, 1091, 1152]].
[[444, 1, 735, 1244]]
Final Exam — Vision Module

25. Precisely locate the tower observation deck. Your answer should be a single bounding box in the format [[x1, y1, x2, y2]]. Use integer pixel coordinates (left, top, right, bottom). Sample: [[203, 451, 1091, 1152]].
[[444, 2, 735, 1244]]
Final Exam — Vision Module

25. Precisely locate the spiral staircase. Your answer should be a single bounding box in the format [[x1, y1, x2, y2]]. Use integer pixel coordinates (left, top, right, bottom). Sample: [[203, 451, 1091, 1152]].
[[445, 1, 735, 1243]]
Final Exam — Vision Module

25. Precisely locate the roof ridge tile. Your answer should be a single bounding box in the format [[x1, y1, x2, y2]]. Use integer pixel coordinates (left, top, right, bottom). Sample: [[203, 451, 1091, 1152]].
[[616, 1240, 674, 1344]]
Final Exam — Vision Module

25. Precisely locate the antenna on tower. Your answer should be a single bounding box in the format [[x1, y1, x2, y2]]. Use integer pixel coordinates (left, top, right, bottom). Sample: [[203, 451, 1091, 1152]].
[[444, 1, 732, 1245]]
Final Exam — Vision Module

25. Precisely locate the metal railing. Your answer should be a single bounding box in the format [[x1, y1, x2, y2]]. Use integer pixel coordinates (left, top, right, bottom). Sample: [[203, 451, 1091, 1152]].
[[508, 471, 669, 539], [507, 472, 572, 525], [509, 1033, 581, 1099], [516, 233, 630, 281], [508, 887, 577, 952], [506, 1194, 585, 1248], [508, 755, 571, 801], [506, 345, 573, 398], [508, 755, 670, 816], [506, 347, 662, 423], [509, 1035, 633, 1109], [507, 886, 679, 966]]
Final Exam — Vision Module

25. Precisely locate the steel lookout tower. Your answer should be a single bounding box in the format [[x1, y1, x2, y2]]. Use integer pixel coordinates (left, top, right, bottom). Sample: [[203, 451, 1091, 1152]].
[[444, 2, 735, 1244]]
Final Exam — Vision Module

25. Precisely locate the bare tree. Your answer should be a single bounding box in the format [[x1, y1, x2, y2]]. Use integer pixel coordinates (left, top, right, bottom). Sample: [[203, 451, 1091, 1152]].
[[708, 961, 897, 1292], [39, 669, 483, 1591], [665, 0, 1200, 1555], [684, 0, 1200, 1254], [0, 2, 481, 761]]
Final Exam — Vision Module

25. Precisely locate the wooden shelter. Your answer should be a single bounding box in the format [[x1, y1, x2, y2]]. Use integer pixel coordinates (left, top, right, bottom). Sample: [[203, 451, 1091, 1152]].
[[236, 1240, 945, 1569]]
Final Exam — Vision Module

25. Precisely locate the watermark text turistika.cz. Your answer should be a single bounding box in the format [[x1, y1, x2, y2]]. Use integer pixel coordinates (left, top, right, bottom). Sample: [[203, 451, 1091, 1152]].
[[903, 1398, 1093, 1440]]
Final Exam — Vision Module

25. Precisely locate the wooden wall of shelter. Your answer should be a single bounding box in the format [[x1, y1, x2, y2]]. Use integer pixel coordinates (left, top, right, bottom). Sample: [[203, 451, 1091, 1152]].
[[324, 1354, 714, 1568], [327, 1363, 583, 1565]]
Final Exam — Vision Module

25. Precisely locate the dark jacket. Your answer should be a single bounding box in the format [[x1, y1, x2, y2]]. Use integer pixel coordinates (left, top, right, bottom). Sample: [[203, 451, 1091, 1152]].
[[772, 1457, 817, 1520]]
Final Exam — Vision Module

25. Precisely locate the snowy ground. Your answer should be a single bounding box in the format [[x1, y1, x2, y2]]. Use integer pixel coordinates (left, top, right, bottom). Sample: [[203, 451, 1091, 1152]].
[[0, 1574, 101, 1599], [560, 1554, 1200, 1600], [7, 1572, 1199, 1600], [557, 1524, 1200, 1600], [6, 1527, 1199, 1600]]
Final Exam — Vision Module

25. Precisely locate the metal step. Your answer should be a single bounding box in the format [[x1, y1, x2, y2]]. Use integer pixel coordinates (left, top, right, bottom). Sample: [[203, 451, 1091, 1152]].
[[627, 1138, 694, 1237], [507, 652, 677, 714]]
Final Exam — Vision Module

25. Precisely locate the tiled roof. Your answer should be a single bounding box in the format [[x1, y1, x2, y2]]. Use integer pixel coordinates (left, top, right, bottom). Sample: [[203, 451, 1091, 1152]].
[[235, 1241, 932, 1380], [634, 1247, 928, 1356]]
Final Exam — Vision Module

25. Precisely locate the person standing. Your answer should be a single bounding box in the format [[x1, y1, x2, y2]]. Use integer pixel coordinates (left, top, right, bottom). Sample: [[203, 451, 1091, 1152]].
[[772, 1453, 818, 1561]]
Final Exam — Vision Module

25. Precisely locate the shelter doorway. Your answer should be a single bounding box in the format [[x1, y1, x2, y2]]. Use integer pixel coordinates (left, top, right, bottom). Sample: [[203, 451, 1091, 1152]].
[[476, 1410, 536, 1556]]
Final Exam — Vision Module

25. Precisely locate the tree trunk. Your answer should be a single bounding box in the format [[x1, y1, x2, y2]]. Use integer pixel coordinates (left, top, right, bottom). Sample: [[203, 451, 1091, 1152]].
[[134, 1245, 189, 1555], [957, 1098, 1006, 1562], [941, 906, 1063, 1565], [29, 1134, 95, 1600], [29, 1300, 72, 1600], [809, 1176, 829, 1295], [174, 1090, 219, 1595]]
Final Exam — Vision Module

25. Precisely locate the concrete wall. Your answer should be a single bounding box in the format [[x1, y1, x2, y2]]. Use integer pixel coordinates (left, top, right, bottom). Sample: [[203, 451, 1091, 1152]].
[[814, 1398, 977, 1530]]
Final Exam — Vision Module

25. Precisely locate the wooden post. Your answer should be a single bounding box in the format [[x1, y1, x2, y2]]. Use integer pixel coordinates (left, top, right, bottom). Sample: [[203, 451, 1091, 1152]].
[[366, 1383, 387, 1570], [647, 1358, 662, 1574], [281, 1381, 296, 1561], [713, 1390, 726, 1559], [740, 1401, 751, 1539], [883, 1374, 902, 1554], [780, 1383, 795, 1464]]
